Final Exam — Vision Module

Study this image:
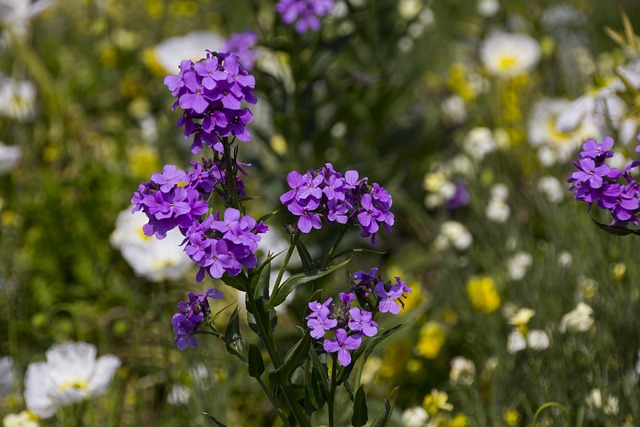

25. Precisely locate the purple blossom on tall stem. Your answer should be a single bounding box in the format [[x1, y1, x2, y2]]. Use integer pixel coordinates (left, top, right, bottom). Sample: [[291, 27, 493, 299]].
[[275, 0, 334, 34], [172, 288, 223, 350], [224, 31, 259, 71], [323, 328, 361, 366]]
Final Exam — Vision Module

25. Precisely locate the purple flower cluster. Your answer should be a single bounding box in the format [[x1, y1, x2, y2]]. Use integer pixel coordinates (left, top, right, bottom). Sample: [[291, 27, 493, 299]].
[[172, 288, 223, 350], [132, 160, 267, 281], [164, 51, 257, 154], [275, 0, 334, 34], [306, 269, 411, 366], [568, 136, 640, 224], [223, 31, 259, 71], [280, 164, 394, 244]]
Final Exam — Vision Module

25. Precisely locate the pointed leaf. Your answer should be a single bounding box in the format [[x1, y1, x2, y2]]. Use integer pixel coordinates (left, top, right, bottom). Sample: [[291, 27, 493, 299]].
[[252, 261, 271, 301], [257, 208, 279, 224], [224, 307, 243, 355], [295, 238, 314, 271], [248, 344, 265, 378], [203, 412, 228, 427], [351, 385, 369, 427], [269, 331, 311, 385], [591, 219, 635, 236], [369, 387, 399, 427], [222, 273, 247, 292], [332, 248, 386, 261], [269, 257, 351, 309]]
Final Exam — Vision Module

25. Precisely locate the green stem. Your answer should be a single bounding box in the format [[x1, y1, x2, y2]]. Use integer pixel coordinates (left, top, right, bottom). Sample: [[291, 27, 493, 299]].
[[328, 354, 338, 427], [222, 138, 241, 210], [323, 226, 348, 268], [273, 232, 301, 297], [532, 402, 571, 427]]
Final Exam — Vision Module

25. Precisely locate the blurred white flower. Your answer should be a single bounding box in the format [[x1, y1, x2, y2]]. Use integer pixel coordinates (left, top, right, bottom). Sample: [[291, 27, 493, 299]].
[[423, 171, 456, 209], [24, 342, 121, 418], [537, 176, 564, 203], [477, 0, 499, 17], [586, 388, 602, 410], [110, 208, 192, 282], [486, 184, 510, 223], [398, 0, 422, 20], [480, 31, 541, 78], [527, 98, 600, 166], [167, 384, 191, 406], [0, 0, 52, 39], [526, 329, 550, 351], [506, 251, 532, 281], [0, 76, 36, 121], [401, 406, 429, 427], [603, 394, 619, 416], [153, 31, 224, 73], [440, 95, 467, 124], [508, 307, 535, 326], [558, 251, 573, 268], [461, 127, 496, 161], [559, 302, 594, 333], [2, 411, 39, 427], [449, 356, 476, 386], [0, 356, 15, 397], [433, 221, 473, 251], [0, 142, 22, 175], [506, 329, 527, 354]]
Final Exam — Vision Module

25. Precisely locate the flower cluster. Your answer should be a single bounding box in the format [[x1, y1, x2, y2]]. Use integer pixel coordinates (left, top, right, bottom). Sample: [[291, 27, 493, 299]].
[[280, 164, 394, 244], [568, 136, 640, 225], [164, 51, 257, 154], [306, 268, 411, 366], [223, 31, 259, 71], [172, 288, 223, 350], [275, 0, 334, 34]]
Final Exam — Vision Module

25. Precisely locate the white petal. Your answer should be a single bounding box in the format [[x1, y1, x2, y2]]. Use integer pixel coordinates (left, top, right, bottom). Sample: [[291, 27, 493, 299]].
[[24, 362, 58, 418], [88, 355, 121, 398]]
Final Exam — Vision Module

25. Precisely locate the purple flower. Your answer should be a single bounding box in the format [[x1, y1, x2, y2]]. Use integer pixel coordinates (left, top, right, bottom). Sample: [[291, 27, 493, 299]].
[[322, 328, 362, 366], [375, 282, 404, 315], [307, 311, 338, 339], [224, 31, 259, 71], [307, 298, 333, 319], [172, 288, 223, 350], [275, 0, 334, 34], [570, 158, 610, 189], [348, 308, 378, 337]]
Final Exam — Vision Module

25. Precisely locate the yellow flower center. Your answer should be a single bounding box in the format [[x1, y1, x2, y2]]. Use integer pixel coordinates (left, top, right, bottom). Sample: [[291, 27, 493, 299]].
[[58, 379, 89, 394], [498, 55, 518, 70]]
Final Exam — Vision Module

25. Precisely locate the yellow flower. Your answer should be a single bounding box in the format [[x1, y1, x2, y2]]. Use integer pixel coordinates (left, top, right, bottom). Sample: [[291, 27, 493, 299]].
[[128, 146, 159, 179], [450, 413, 470, 427], [416, 321, 446, 359], [611, 262, 626, 281], [466, 276, 501, 313], [422, 389, 453, 416], [504, 409, 520, 425]]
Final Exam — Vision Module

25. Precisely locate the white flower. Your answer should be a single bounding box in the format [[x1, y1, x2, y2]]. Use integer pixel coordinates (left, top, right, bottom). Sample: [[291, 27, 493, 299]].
[[526, 329, 550, 351], [0, 76, 36, 121], [506, 251, 533, 281], [0, 0, 52, 39], [110, 208, 192, 282], [486, 185, 510, 223], [433, 221, 473, 251], [527, 98, 600, 166], [537, 176, 564, 203], [440, 95, 467, 124], [0, 142, 22, 175], [24, 342, 121, 419], [449, 356, 476, 386], [603, 395, 619, 416], [558, 251, 572, 268], [507, 329, 527, 354], [461, 127, 496, 161], [586, 388, 602, 409], [167, 384, 191, 406], [480, 31, 541, 77], [477, 0, 500, 17], [0, 356, 15, 397], [3, 411, 39, 427], [423, 171, 456, 208], [153, 31, 224, 73], [508, 308, 535, 326], [559, 302, 594, 333], [401, 406, 429, 427], [398, 0, 422, 20]]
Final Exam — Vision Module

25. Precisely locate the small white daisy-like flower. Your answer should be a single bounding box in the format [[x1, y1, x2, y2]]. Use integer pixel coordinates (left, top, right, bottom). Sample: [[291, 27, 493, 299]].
[[24, 342, 121, 419], [526, 329, 550, 351], [461, 127, 496, 161], [537, 176, 564, 203], [152, 31, 224, 73], [480, 31, 541, 78], [0, 0, 52, 39], [508, 307, 535, 326], [440, 95, 467, 124], [527, 98, 600, 166], [559, 302, 594, 333], [110, 208, 193, 282], [3, 410, 40, 427], [477, 0, 500, 17], [506, 329, 527, 354], [0, 142, 22, 175], [506, 251, 533, 281], [401, 406, 429, 427], [167, 384, 191, 406], [433, 221, 473, 251], [0, 77, 36, 121], [449, 356, 476, 386]]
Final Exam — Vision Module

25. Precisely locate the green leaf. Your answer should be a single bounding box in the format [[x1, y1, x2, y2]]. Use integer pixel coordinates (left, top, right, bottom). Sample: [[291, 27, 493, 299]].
[[224, 307, 243, 355], [369, 387, 399, 427], [591, 219, 637, 236], [222, 273, 247, 292], [351, 385, 369, 427], [295, 238, 314, 271], [308, 363, 329, 411], [308, 344, 330, 395], [252, 261, 271, 301], [269, 331, 311, 386], [248, 344, 265, 378], [331, 248, 387, 260], [203, 412, 228, 427], [269, 258, 351, 309], [257, 208, 279, 224], [337, 322, 409, 385]]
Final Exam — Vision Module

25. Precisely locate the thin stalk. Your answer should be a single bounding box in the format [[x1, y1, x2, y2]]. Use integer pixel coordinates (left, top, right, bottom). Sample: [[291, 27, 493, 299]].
[[323, 226, 347, 268], [328, 354, 338, 427], [273, 232, 301, 297], [532, 402, 571, 427], [222, 137, 241, 210]]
